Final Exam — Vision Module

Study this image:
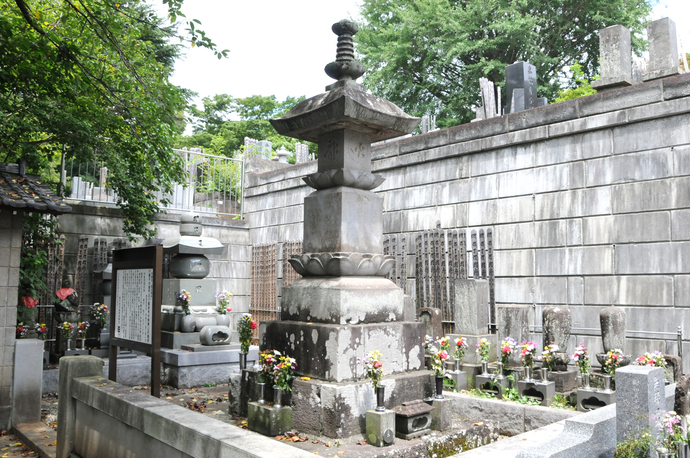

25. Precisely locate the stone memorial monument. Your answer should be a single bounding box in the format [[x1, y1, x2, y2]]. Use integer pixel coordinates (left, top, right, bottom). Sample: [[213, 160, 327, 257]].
[[597, 305, 631, 368], [591, 25, 639, 90], [643, 17, 683, 81], [504, 61, 547, 114], [160, 212, 230, 348], [262, 19, 429, 438], [542, 305, 578, 392]]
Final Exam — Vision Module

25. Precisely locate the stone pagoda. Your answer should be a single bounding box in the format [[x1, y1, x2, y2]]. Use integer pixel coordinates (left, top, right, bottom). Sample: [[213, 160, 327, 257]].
[[262, 19, 430, 437]]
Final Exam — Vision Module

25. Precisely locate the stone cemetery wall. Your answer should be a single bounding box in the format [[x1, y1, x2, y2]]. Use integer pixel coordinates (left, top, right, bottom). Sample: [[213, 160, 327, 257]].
[[0, 211, 23, 429], [244, 73, 690, 372], [56, 204, 251, 317]]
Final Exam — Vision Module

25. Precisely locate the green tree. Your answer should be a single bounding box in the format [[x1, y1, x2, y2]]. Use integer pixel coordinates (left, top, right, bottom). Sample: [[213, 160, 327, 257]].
[[555, 62, 598, 102], [178, 94, 316, 159], [355, 0, 653, 127], [1, 0, 224, 239]]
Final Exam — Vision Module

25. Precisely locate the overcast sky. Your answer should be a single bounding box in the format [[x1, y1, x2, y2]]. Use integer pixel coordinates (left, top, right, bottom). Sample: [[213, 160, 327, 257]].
[[163, 0, 690, 105]]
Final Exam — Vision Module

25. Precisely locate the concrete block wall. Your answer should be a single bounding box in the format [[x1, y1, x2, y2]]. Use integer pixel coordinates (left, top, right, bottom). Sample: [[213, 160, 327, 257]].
[[56, 204, 251, 317], [244, 73, 690, 372], [0, 211, 22, 429]]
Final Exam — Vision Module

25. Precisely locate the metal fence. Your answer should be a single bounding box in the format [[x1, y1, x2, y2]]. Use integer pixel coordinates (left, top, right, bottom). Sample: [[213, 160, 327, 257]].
[[64, 149, 244, 217]]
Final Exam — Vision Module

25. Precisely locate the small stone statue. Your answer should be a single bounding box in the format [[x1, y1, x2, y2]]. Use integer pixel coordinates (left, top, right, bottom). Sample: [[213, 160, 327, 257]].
[[55, 278, 79, 313], [542, 306, 572, 371], [596, 305, 632, 368]]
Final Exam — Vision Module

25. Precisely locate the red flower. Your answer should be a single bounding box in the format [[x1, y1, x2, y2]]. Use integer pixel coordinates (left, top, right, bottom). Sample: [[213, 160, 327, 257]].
[[250, 320, 257, 330], [22, 296, 38, 308], [373, 361, 383, 368]]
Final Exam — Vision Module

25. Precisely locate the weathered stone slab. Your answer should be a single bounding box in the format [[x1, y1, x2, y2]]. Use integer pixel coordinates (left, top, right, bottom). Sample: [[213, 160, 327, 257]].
[[430, 398, 452, 431], [12, 339, 44, 423], [454, 279, 490, 335], [643, 17, 682, 81], [366, 410, 395, 446], [591, 25, 637, 90]]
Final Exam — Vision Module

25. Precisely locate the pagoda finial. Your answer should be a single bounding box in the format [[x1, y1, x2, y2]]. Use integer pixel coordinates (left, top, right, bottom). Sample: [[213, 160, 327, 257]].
[[324, 19, 365, 84]]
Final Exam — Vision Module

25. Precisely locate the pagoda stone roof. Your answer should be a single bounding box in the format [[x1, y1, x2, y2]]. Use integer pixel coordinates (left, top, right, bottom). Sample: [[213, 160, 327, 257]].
[[0, 162, 72, 214]]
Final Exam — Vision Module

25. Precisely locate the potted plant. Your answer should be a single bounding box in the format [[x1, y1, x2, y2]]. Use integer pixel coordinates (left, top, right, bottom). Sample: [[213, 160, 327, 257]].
[[237, 315, 257, 369], [571, 342, 591, 388], [215, 291, 232, 327], [360, 350, 385, 411], [272, 355, 296, 409], [520, 340, 537, 381], [476, 338, 491, 374]]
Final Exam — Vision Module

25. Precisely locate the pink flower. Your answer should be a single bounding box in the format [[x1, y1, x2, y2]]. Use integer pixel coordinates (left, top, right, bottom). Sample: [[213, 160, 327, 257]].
[[250, 320, 257, 330], [373, 361, 382, 369], [438, 351, 448, 360]]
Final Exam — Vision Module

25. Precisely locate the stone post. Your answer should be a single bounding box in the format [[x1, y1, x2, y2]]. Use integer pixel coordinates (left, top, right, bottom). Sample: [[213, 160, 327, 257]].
[[56, 356, 103, 458], [498, 305, 531, 365], [615, 365, 665, 448], [591, 25, 637, 90], [448, 279, 496, 364], [643, 17, 682, 81], [11, 339, 44, 424]]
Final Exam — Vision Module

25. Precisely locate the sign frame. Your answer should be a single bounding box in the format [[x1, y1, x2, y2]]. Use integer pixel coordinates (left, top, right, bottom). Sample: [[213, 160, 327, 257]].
[[108, 245, 162, 397]]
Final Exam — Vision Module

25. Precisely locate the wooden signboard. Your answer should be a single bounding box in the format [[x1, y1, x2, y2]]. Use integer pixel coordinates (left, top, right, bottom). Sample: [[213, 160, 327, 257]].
[[109, 245, 162, 397]]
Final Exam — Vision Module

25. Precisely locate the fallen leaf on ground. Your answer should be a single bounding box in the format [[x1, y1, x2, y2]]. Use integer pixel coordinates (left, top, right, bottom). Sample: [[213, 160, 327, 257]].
[[275, 436, 284, 441], [338, 452, 345, 455], [298, 437, 308, 442], [312, 440, 319, 444], [301, 377, 311, 381], [472, 422, 483, 426], [356, 440, 367, 445]]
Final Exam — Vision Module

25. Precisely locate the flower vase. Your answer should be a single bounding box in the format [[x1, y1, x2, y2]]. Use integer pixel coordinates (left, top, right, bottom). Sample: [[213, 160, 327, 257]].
[[481, 361, 489, 375], [602, 375, 613, 393], [496, 362, 504, 378], [216, 314, 230, 327], [79, 339, 85, 350], [375, 385, 385, 412], [239, 352, 248, 370], [257, 382, 266, 405], [435, 375, 444, 399], [66, 339, 71, 352], [657, 449, 674, 458], [524, 366, 532, 381], [581, 373, 590, 389], [180, 314, 196, 333], [273, 386, 283, 409], [541, 367, 549, 384]]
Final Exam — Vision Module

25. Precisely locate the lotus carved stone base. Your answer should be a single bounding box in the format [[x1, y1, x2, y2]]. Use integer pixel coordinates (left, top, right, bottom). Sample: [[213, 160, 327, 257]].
[[288, 252, 394, 276], [303, 168, 385, 191]]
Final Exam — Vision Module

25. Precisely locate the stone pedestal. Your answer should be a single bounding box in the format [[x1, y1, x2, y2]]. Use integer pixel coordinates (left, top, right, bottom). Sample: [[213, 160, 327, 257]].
[[643, 18, 682, 81], [161, 346, 257, 389], [591, 25, 638, 90], [577, 388, 616, 412], [281, 277, 403, 324], [448, 370, 468, 392], [366, 410, 395, 447], [247, 402, 292, 436], [289, 371, 433, 438], [430, 398, 452, 431], [162, 279, 216, 307], [518, 380, 556, 407], [547, 368, 579, 393], [458, 362, 483, 388], [476, 375, 510, 399], [261, 320, 424, 382]]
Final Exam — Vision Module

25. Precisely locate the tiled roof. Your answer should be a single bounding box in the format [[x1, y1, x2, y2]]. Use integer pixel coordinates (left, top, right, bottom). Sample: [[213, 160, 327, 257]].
[[0, 162, 72, 214]]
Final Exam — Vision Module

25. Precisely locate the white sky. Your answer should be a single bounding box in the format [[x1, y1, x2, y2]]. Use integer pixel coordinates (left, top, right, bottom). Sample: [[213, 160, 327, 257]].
[[163, 0, 689, 104]]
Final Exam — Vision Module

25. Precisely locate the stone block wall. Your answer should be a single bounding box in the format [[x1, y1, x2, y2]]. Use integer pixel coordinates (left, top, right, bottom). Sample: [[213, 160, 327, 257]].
[[56, 204, 251, 317], [244, 73, 690, 372], [0, 211, 23, 429]]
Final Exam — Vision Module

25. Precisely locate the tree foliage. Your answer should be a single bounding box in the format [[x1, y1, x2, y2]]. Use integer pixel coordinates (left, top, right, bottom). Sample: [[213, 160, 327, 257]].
[[355, 0, 654, 127], [555, 62, 598, 102], [178, 94, 316, 159], [0, 0, 221, 238]]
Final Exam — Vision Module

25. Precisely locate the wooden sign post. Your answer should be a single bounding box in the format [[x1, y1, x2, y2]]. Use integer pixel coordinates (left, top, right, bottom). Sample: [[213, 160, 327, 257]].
[[108, 245, 162, 397]]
